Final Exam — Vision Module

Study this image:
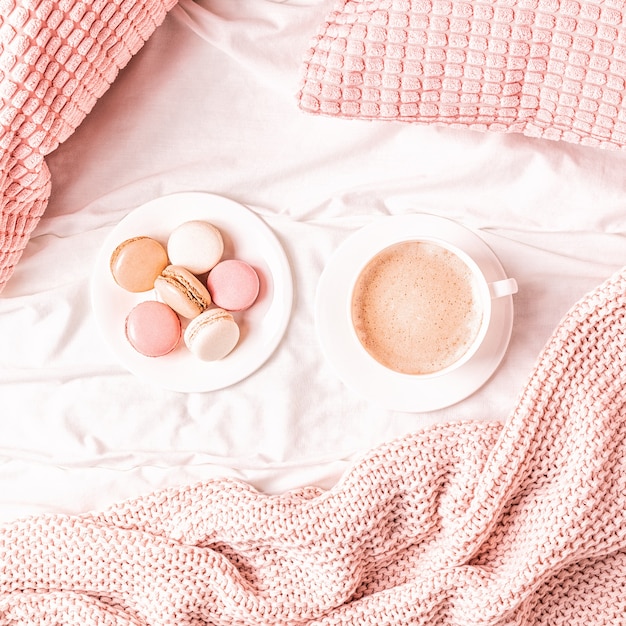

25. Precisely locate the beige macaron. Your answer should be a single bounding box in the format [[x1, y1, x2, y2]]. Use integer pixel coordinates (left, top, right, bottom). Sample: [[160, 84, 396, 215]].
[[154, 265, 212, 319]]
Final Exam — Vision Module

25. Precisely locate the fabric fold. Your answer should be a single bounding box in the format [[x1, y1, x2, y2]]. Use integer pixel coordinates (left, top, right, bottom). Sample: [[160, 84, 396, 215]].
[[0, 0, 178, 293], [1, 266, 625, 624]]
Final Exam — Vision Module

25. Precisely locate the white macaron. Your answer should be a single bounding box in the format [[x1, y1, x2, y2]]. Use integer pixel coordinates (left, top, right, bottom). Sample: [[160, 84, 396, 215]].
[[184, 308, 240, 361], [167, 220, 224, 274]]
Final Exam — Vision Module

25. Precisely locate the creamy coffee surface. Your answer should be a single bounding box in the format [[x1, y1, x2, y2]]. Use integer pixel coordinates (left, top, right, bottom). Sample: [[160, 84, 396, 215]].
[[351, 241, 483, 375]]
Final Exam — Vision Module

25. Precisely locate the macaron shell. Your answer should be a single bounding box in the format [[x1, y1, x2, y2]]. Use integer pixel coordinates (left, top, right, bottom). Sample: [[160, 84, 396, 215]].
[[125, 301, 182, 357], [154, 265, 211, 319], [167, 220, 224, 274], [206, 259, 260, 311], [184, 308, 240, 361], [110, 237, 168, 292]]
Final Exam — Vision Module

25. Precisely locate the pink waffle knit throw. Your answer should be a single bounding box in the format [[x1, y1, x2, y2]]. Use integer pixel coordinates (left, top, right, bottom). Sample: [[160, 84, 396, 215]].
[[1, 266, 625, 624], [0, 0, 176, 293], [298, 0, 626, 149]]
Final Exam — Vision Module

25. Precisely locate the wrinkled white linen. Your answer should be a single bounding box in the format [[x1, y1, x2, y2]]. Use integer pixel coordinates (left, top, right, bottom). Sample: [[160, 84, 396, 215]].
[[0, 0, 624, 524]]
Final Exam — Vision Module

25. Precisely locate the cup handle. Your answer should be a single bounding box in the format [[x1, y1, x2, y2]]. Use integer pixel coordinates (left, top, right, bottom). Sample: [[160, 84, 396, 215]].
[[488, 277, 518, 299]]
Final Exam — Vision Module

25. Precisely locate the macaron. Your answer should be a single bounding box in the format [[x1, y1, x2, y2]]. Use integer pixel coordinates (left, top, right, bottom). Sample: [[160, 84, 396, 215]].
[[167, 220, 224, 274], [206, 259, 260, 311], [154, 265, 212, 319], [184, 308, 240, 361], [125, 300, 182, 357], [110, 236, 168, 292]]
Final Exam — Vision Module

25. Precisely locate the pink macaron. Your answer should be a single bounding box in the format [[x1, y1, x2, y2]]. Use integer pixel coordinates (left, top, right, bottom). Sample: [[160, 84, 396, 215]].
[[206, 259, 260, 311], [125, 300, 182, 357]]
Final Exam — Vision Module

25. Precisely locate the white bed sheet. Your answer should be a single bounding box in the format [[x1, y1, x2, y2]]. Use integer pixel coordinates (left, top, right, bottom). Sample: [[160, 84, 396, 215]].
[[0, 0, 624, 524]]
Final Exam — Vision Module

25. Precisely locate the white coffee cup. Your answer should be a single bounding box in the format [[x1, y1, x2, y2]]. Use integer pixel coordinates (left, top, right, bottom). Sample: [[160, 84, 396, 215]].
[[349, 238, 517, 377]]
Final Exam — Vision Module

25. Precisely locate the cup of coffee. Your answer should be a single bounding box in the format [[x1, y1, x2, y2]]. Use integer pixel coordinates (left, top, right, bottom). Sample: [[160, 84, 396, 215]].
[[350, 238, 517, 377]]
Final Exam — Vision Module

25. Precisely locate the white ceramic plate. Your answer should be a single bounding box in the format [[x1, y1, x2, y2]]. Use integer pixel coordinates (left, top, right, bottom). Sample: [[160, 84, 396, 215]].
[[91, 192, 293, 392], [315, 214, 515, 412]]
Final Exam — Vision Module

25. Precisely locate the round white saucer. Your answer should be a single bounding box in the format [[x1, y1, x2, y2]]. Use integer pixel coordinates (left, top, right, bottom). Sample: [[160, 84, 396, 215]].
[[91, 193, 293, 392], [314, 214, 516, 412]]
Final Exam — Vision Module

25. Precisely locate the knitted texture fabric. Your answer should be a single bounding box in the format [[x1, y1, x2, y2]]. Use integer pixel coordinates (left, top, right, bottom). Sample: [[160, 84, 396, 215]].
[[1, 266, 625, 624], [0, 0, 177, 293], [298, 0, 626, 149]]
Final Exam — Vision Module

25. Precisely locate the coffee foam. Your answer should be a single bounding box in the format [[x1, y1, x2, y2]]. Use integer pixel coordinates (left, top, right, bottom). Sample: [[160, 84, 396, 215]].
[[351, 241, 484, 375]]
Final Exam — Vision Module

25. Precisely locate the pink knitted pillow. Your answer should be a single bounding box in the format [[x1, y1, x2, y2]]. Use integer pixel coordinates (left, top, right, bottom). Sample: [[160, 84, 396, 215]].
[[0, 0, 177, 293], [298, 0, 626, 149]]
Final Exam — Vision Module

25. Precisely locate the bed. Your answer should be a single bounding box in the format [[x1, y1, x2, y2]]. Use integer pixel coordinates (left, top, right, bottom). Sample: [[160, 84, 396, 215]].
[[1, 0, 625, 623]]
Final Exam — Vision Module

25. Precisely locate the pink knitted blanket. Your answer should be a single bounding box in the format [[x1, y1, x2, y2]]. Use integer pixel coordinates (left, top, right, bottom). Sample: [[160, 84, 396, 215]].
[[0, 0, 176, 293], [2, 266, 625, 624]]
